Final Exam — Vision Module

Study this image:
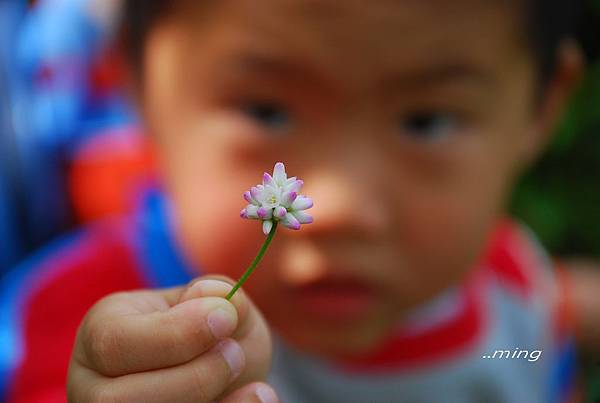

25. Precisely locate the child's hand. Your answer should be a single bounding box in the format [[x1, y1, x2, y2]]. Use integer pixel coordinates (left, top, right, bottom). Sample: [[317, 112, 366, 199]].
[[67, 276, 277, 403]]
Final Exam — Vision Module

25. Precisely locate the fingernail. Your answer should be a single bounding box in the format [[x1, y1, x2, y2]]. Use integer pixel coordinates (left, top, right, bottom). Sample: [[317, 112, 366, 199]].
[[256, 384, 278, 403], [207, 308, 236, 340], [215, 339, 245, 380]]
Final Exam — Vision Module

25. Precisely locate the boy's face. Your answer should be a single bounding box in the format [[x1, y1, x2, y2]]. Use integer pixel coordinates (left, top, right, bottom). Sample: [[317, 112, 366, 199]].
[[141, 0, 545, 357]]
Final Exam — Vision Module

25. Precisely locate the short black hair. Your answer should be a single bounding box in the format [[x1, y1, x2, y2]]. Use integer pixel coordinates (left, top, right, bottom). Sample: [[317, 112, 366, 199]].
[[120, 0, 597, 83], [526, 0, 589, 83], [121, 0, 171, 76]]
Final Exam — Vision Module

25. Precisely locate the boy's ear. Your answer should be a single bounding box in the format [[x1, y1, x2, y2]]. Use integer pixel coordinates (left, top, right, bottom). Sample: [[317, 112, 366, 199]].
[[525, 40, 584, 164]]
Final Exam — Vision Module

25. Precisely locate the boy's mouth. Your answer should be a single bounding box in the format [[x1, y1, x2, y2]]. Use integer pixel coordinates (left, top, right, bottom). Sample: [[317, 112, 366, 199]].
[[291, 277, 376, 322]]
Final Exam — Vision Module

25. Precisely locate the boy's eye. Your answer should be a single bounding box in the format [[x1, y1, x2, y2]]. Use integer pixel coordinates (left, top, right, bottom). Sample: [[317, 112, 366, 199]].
[[242, 102, 292, 133], [398, 112, 460, 143]]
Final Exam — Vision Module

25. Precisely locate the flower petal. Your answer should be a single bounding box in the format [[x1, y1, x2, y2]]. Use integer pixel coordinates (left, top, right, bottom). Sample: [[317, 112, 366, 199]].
[[245, 204, 259, 219], [257, 206, 273, 220], [273, 206, 287, 219], [273, 162, 287, 185], [244, 190, 260, 206], [250, 186, 263, 202], [291, 210, 313, 224], [284, 179, 303, 193], [281, 191, 297, 207], [291, 196, 313, 211], [263, 172, 276, 187], [240, 208, 249, 219], [262, 220, 273, 235], [282, 212, 301, 230]]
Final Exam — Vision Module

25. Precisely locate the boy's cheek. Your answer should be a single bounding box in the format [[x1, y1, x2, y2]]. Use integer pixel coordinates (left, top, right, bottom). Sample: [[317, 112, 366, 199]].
[[392, 179, 504, 292], [170, 191, 262, 276], [189, 222, 261, 278]]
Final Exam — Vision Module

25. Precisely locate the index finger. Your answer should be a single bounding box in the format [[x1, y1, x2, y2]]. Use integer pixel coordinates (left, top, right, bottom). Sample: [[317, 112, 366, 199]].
[[77, 291, 239, 377]]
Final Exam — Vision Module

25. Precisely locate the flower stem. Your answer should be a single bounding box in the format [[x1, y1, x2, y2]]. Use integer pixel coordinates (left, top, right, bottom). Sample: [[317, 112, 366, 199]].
[[226, 222, 278, 300]]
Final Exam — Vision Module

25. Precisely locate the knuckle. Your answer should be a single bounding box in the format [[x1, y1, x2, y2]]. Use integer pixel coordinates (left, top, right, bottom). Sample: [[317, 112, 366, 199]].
[[161, 311, 190, 350], [168, 302, 214, 346], [84, 318, 123, 374], [189, 365, 214, 402], [189, 353, 230, 402]]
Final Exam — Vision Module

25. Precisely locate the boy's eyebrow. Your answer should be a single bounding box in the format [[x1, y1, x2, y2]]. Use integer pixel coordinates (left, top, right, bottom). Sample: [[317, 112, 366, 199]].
[[230, 53, 301, 76], [221, 52, 332, 86], [218, 53, 494, 94], [380, 62, 495, 91]]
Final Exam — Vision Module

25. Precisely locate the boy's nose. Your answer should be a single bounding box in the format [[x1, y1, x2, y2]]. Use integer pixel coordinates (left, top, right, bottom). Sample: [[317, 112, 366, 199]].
[[277, 167, 392, 287], [298, 168, 391, 239]]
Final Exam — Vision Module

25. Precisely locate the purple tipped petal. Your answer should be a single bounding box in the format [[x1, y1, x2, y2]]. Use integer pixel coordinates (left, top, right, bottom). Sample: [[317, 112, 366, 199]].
[[262, 220, 273, 235], [263, 172, 276, 187], [243, 191, 254, 204], [273, 162, 287, 185], [283, 213, 301, 230], [257, 206, 273, 220], [291, 196, 313, 211], [281, 191, 297, 206], [274, 206, 287, 219], [250, 186, 263, 202], [285, 179, 303, 193], [240, 208, 249, 219], [245, 205, 259, 219], [291, 211, 313, 224]]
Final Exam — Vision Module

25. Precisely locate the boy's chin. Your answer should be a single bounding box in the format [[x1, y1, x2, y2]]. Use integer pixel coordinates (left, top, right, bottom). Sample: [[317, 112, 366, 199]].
[[276, 318, 394, 360]]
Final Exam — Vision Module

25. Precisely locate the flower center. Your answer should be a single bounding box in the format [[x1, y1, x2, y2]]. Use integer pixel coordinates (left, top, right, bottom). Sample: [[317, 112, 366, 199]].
[[262, 187, 281, 208]]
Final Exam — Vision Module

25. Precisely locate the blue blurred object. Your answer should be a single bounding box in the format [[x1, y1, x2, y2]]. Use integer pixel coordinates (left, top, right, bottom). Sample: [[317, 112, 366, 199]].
[[0, 0, 136, 274], [0, 0, 27, 272]]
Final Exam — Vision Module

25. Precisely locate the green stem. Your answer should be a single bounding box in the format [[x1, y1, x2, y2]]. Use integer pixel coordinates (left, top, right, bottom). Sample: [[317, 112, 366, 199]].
[[226, 222, 278, 300]]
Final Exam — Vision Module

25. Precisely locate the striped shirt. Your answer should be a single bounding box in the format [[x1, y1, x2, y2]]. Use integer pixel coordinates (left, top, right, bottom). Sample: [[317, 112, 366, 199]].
[[0, 189, 577, 402]]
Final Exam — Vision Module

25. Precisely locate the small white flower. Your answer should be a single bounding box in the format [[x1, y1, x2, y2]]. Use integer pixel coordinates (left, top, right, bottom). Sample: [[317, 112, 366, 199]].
[[241, 162, 314, 235]]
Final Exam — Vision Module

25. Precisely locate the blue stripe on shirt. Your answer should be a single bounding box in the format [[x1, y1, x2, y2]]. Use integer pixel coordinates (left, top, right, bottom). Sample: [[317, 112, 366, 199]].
[[132, 187, 194, 289]]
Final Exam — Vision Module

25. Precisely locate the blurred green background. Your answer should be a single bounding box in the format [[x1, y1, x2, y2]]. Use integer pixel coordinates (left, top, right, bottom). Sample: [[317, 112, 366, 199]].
[[511, 61, 600, 258], [510, 45, 600, 403]]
